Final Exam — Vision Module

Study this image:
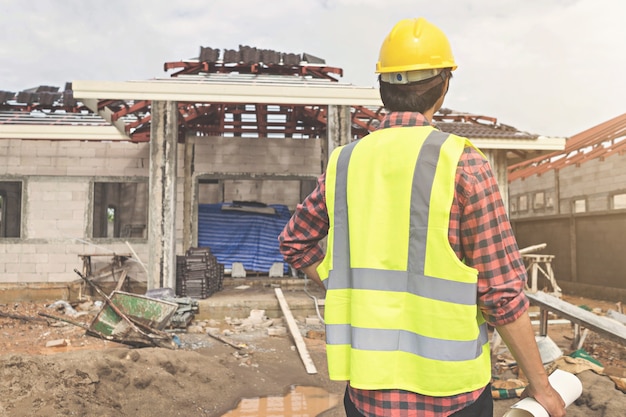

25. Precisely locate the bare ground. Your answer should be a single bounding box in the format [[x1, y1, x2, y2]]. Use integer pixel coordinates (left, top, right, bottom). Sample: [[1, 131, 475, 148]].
[[0, 294, 625, 417]]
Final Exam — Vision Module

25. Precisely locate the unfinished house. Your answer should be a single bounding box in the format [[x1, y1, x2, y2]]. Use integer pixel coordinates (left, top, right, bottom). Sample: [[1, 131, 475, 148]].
[[0, 46, 564, 299], [509, 113, 626, 301]]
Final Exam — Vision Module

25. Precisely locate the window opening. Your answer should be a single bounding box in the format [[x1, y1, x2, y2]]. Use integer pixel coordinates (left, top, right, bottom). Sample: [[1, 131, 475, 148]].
[[106, 206, 116, 237], [0, 182, 22, 238], [93, 182, 147, 238], [612, 193, 626, 210], [573, 199, 586, 213]]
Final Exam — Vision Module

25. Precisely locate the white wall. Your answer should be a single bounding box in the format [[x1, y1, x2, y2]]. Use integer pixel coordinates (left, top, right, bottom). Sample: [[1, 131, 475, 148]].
[[0, 135, 323, 283]]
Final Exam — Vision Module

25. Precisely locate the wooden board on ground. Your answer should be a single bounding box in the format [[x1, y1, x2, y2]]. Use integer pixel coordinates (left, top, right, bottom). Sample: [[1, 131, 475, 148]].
[[274, 287, 317, 374]]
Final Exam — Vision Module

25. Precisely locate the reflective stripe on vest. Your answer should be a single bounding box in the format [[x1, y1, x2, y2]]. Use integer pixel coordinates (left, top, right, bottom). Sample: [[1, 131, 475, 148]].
[[319, 127, 491, 395], [326, 323, 488, 362]]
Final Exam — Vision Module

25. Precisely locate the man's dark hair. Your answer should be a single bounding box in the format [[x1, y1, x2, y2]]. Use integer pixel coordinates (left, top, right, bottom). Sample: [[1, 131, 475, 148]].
[[379, 69, 452, 113]]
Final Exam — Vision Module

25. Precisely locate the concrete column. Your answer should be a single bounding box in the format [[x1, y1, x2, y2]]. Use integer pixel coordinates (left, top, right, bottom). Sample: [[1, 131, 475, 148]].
[[324, 105, 352, 171], [147, 100, 178, 290], [182, 134, 195, 253]]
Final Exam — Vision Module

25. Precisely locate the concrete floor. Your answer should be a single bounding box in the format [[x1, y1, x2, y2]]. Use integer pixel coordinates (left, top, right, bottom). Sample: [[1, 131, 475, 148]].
[[195, 277, 326, 321]]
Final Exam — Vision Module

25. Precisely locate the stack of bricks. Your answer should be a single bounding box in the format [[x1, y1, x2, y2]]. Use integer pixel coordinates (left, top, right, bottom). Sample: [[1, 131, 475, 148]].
[[176, 247, 224, 299]]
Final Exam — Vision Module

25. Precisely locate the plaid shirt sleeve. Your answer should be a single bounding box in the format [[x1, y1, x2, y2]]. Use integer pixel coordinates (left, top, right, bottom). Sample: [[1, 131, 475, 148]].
[[452, 147, 529, 326], [278, 173, 329, 270]]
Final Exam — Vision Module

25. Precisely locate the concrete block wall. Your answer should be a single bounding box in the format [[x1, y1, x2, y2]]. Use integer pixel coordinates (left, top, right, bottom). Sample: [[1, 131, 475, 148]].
[[25, 179, 88, 239], [193, 136, 322, 210], [193, 136, 322, 176], [509, 170, 558, 219], [558, 154, 626, 213], [509, 152, 626, 218], [0, 140, 148, 177], [222, 180, 302, 207], [1, 136, 322, 283], [0, 140, 151, 283], [0, 242, 147, 283]]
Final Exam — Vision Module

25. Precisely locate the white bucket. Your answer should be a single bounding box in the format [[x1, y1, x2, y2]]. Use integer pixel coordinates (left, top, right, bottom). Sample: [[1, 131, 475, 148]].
[[535, 335, 562, 364], [502, 369, 582, 417]]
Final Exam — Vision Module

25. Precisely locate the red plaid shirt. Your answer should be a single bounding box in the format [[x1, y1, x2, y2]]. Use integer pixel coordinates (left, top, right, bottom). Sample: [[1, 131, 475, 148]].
[[278, 112, 529, 417]]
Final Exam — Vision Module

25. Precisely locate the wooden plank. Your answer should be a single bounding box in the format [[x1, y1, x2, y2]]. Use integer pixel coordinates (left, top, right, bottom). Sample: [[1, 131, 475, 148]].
[[207, 331, 245, 350], [519, 243, 547, 254], [607, 309, 626, 325], [526, 291, 626, 345], [1, 310, 47, 323], [114, 270, 128, 292], [274, 288, 317, 374]]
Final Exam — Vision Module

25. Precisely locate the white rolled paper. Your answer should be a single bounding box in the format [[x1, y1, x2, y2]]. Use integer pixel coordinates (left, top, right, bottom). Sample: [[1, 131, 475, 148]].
[[502, 369, 582, 417]]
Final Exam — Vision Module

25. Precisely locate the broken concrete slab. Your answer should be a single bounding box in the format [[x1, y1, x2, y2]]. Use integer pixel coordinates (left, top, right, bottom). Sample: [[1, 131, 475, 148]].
[[45, 339, 68, 348]]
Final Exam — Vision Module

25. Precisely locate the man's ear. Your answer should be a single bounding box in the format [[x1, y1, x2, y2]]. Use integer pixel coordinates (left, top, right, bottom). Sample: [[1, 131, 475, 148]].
[[432, 80, 449, 113]]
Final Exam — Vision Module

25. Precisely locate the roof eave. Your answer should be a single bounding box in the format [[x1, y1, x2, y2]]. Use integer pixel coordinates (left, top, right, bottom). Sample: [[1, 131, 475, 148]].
[[0, 124, 131, 141], [470, 136, 566, 151], [72, 79, 384, 106]]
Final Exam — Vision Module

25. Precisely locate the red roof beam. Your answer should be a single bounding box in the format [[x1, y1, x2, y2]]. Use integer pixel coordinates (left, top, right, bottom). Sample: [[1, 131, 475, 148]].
[[508, 149, 562, 172], [301, 106, 327, 124], [164, 61, 210, 77], [111, 100, 151, 122], [352, 105, 384, 118], [300, 66, 343, 81], [130, 131, 151, 142], [564, 113, 626, 151], [126, 114, 151, 132]]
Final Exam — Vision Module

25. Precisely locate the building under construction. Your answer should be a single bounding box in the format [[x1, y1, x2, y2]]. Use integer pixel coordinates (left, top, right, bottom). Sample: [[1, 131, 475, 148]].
[[11, 44, 619, 300]]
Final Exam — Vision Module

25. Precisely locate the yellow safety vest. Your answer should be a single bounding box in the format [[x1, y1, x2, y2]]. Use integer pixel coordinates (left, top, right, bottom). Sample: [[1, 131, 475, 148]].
[[317, 126, 491, 397]]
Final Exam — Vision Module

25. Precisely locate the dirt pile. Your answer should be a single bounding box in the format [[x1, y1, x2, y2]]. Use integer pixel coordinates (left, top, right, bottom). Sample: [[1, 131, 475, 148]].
[[0, 300, 342, 417]]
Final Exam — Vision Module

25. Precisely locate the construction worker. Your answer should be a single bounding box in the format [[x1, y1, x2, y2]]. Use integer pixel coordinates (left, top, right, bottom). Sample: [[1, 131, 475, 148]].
[[279, 17, 566, 417]]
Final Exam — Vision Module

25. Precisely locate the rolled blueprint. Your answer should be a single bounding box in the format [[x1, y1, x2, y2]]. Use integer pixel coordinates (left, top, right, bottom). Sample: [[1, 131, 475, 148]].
[[502, 369, 582, 417]]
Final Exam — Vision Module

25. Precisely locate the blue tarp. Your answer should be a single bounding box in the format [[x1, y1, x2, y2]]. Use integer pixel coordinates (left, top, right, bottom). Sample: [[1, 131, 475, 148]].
[[197, 203, 291, 273]]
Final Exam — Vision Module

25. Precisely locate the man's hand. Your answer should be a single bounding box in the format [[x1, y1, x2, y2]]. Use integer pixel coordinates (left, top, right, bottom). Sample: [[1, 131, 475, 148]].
[[521, 381, 566, 417], [496, 312, 566, 416]]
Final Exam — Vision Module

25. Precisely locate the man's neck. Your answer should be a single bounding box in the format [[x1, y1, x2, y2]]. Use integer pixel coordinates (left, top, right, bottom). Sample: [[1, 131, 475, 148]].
[[422, 108, 436, 123]]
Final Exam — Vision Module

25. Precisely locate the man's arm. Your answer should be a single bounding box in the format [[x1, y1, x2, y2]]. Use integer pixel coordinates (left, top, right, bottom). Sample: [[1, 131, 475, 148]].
[[496, 312, 566, 417], [301, 260, 325, 292], [278, 173, 328, 289], [456, 150, 565, 416]]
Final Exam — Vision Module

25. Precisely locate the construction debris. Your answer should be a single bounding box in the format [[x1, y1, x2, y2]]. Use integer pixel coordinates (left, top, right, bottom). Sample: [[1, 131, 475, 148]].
[[0, 309, 47, 323], [207, 331, 246, 350], [492, 293, 626, 397], [176, 247, 224, 299], [47, 270, 180, 349], [45, 339, 69, 348], [145, 288, 200, 329], [47, 300, 81, 317], [166, 297, 200, 329]]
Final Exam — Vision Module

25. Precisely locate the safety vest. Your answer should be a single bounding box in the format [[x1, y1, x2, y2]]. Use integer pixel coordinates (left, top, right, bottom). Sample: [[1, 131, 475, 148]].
[[317, 126, 491, 397]]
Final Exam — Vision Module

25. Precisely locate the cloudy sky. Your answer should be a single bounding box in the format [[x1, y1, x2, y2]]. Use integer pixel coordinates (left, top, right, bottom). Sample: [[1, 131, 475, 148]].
[[1, 0, 624, 137]]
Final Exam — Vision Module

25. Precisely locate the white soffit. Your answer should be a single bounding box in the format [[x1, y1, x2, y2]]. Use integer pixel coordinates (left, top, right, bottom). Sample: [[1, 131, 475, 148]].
[[72, 79, 384, 106], [0, 124, 130, 141], [71, 79, 565, 152], [471, 136, 566, 151]]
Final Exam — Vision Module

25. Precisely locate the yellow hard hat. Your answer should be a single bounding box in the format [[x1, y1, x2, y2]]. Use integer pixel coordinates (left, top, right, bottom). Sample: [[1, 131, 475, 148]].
[[376, 18, 456, 84]]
